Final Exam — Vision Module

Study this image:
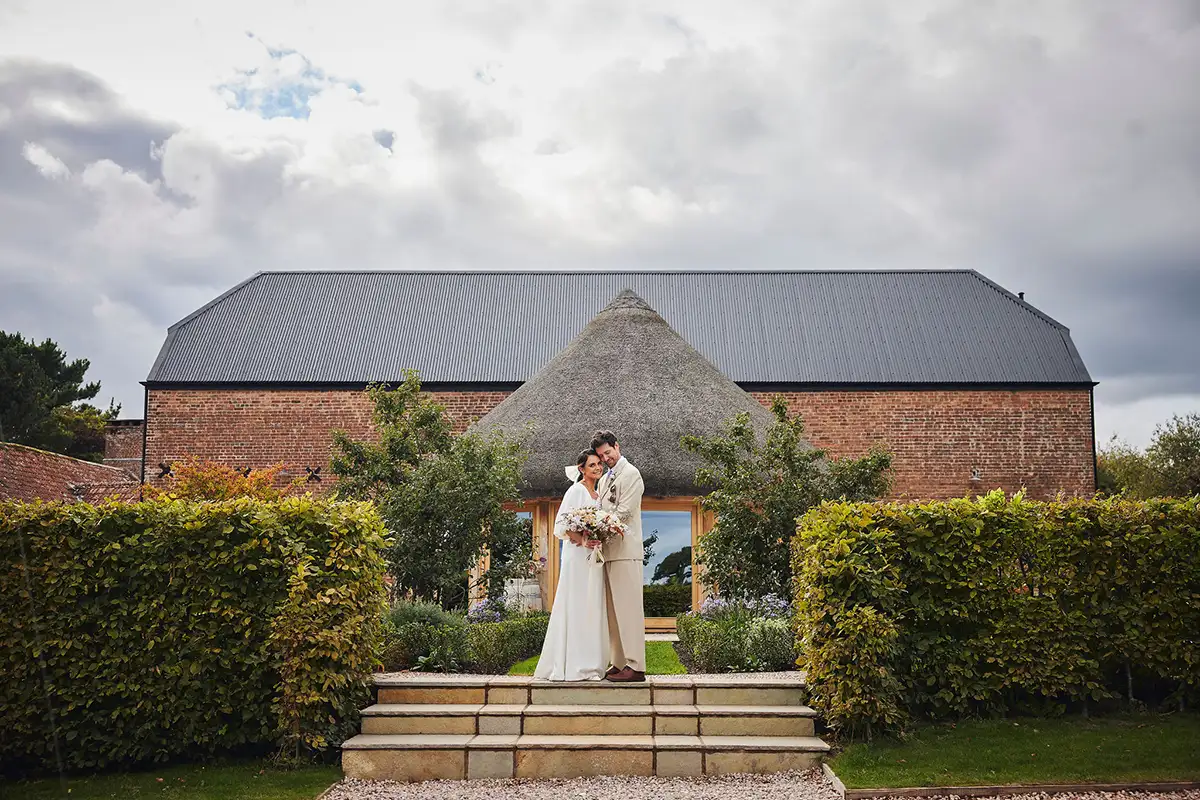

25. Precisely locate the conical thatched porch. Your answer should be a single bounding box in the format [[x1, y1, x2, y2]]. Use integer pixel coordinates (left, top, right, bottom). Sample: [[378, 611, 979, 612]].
[[471, 289, 777, 631]]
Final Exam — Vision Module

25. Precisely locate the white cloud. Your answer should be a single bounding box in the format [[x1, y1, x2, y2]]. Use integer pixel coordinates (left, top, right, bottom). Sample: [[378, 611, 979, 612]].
[[0, 0, 1197, 440], [21, 141, 69, 179]]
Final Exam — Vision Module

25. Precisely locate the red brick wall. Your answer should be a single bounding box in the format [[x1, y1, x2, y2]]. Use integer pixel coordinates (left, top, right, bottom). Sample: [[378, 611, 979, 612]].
[[0, 442, 141, 502], [104, 421, 144, 478], [144, 387, 1094, 499], [750, 389, 1095, 499], [144, 388, 512, 488]]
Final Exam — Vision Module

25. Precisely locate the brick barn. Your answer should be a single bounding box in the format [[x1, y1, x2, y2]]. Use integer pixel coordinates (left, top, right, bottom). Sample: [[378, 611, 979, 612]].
[[138, 269, 1095, 497], [130, 269, 1095, 624]]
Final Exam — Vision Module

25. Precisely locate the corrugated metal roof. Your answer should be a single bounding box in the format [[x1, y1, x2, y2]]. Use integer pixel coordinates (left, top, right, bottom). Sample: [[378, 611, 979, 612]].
[[146, 270, 1093, 386]]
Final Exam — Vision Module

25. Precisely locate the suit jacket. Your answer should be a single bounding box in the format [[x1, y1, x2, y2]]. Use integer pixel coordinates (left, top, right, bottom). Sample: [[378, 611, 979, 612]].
[[599, 457, 644, 562]]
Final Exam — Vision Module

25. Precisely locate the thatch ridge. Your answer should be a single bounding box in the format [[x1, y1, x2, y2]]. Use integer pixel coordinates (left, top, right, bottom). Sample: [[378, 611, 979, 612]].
[[471, 289, 781, 498]]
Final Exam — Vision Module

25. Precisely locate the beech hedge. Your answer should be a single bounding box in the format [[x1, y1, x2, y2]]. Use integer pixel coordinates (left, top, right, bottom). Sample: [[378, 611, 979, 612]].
[[0, 496, 389, 776], [793, 491, 1200, 739]]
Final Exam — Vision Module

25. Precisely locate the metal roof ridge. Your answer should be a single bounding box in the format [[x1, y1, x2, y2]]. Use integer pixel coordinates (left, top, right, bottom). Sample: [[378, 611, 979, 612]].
[[248, 268, 981, 276], [166, 272, 266, 332], [964, 269, 1070, 331]]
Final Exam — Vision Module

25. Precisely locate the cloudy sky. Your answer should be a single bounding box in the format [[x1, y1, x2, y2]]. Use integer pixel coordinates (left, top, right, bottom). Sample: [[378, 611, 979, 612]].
[[1, 0, 1197, 447]]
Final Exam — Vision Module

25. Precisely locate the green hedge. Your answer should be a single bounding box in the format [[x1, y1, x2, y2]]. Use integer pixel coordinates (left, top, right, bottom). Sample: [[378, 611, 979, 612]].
[[378, 609, 549, 675], [0, 497, 389, 776], [793, 492, 1200, 739], [644, 583, 692, 617], [467, 615, 549, 674], [676, 613, 796, 673]]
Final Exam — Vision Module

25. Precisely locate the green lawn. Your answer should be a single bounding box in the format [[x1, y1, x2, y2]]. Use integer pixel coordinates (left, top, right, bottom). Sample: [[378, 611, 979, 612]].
[[509, 641, 687, 676], [830, 713, 1200, 789], [0, 759, 340, 800]]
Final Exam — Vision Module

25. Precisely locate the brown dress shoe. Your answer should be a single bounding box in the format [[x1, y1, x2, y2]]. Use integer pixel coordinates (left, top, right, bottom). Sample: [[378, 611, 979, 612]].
[[607, 666, 646, 683], [605, 665, 622, 677]]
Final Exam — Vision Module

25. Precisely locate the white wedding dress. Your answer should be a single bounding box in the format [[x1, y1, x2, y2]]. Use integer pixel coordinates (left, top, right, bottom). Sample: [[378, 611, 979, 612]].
[[533, 481, 610, 681]]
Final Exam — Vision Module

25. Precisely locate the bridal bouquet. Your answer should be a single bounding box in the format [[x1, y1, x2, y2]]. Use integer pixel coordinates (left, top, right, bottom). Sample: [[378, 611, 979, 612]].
[[556, 506, 627, 563]]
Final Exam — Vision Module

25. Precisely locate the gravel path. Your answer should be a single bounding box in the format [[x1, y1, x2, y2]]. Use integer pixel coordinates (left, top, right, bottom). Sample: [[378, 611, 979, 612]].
[[323, 772, 1200, 800], [875, 793, 1200, 800], [324, 768, 839, 800]]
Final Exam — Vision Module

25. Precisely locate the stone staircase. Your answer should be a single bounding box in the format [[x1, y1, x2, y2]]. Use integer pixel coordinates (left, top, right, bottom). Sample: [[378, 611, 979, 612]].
[[342, 673, 829, 782]]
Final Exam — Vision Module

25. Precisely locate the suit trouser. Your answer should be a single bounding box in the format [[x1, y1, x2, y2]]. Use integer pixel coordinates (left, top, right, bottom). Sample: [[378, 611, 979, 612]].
[[604, 558, 646, 672]]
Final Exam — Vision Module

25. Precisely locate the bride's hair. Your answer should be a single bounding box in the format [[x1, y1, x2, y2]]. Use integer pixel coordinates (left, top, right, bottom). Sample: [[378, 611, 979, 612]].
[[575, 449, 598, 482]]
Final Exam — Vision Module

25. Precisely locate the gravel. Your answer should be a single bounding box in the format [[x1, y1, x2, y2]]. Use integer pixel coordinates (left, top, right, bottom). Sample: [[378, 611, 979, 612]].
[[874, 793, 1200, 800], [323, 768, 840, 800], [322, 771, 1200, 800]]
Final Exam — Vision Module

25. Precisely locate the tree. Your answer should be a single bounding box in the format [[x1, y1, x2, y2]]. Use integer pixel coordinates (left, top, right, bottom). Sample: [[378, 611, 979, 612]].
[[652, 545, 692, 584], [1098, 414, 1200, 499], [1146, 412, 1200, 498], [0, 331, 116, 461], [1097, 435, 1155, 497], [682, 395, 892, 601], [330, 372, 532, 610]]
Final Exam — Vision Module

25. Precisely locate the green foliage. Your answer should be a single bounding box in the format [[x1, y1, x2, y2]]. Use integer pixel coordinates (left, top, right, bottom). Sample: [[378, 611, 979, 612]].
[[466, 615, 549, 674], [376, 605, 549, 675], [1147, 413, 1200, 497], [682, 395, 892, 601], [330, 372, 532, 610], [1098, 413, 1200, 499], [0, 496, 389, 776], [652, 545, 692, 584], [1097, 436, 1156, 498], [676, 612, 797, 673], [0, 331, 118, 461], [387, 599, 466, 629], [379, 619, 469, 672], [793, 491, 1200, 740], [643, 583, 692, 616]]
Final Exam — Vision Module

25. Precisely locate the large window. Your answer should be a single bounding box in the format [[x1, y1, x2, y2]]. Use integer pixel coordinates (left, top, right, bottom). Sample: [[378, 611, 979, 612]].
[[641, 510, 693, 618]]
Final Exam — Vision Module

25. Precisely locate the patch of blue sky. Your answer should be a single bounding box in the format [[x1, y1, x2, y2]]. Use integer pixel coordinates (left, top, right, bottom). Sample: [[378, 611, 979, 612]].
[[218, 35, 363, 119]]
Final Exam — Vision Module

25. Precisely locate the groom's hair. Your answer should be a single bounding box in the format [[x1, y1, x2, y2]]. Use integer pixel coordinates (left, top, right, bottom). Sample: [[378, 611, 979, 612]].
[[591, 430, 618, 450]]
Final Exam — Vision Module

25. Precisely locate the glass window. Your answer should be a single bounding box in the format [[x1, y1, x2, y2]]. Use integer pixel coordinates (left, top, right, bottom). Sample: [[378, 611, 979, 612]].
[[641, 510, 692, 617]]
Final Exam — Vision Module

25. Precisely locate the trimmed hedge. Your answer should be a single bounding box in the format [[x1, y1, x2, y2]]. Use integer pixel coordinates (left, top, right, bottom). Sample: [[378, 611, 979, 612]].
[[0, 497, 389, 775], [676, 599, 797, 673], [643, 583, 692, 617], [793, 492, 1200, 739], [378, 609, 549, 675], [467, 615, 549, 674]]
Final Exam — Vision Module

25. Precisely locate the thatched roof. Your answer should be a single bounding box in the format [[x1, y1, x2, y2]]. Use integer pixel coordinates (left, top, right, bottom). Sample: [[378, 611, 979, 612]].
[[471, 289, 781, 499]]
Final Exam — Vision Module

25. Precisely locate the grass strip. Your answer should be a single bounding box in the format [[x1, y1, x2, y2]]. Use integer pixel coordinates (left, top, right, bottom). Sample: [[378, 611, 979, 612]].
[[509, 641, 687, 676], [830, 713, 1200, 789], [2, 758, 340, 800]]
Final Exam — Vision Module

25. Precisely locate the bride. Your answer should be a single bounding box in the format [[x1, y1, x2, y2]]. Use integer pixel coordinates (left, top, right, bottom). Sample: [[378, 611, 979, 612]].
[[533, 449, 610, 681]]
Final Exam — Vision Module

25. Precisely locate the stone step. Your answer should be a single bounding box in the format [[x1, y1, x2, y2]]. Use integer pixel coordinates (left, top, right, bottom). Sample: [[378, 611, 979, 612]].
[[374, 674, 807, 707], [342, 732, 831, 782], [360, 703, 818, 737]]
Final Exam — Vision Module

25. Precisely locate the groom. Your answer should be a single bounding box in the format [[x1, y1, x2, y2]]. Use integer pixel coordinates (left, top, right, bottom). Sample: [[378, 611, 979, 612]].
[[591, 430, 647, 682]]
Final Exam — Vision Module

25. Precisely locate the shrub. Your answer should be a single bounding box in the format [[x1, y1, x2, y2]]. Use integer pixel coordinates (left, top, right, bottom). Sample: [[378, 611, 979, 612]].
[[467, 615, 549, 674], [676, 595, 797, 673], [379, 619, 469, 672], [643, 583, 692, 617], [143, 457, 299, 500], [330, 373, 532, 609], [794, 491, 1200, 740], [467, 596, 510, 623], [0, 496, 389, 776], [387, 599, 465, 629], [682, 395, 892, 601]]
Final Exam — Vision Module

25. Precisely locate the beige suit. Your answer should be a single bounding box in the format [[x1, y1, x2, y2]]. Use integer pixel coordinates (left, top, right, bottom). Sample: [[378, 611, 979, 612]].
[[598, 457, 646, 672]]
